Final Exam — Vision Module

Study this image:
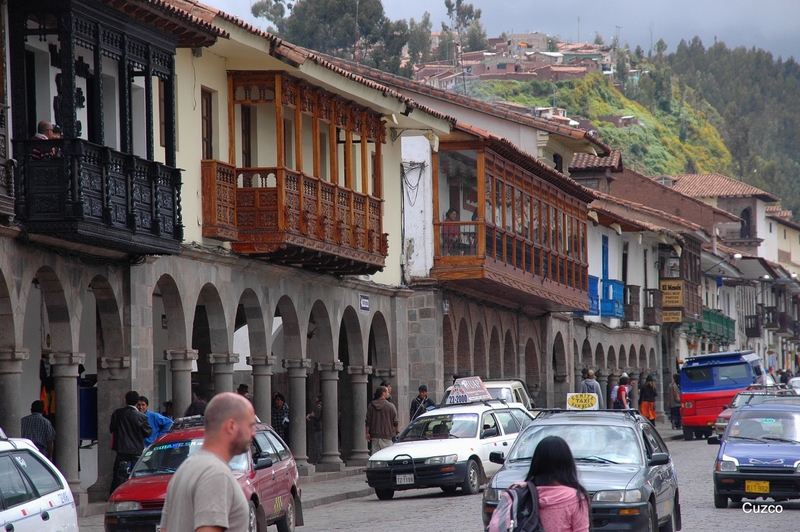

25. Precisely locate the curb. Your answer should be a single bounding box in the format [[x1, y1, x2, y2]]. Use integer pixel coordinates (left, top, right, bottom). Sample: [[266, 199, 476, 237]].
[[302, 487, 375, 509]]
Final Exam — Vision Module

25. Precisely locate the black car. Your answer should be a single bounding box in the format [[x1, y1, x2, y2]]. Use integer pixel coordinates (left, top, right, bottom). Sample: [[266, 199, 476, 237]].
[[482, 410, 681, 532]]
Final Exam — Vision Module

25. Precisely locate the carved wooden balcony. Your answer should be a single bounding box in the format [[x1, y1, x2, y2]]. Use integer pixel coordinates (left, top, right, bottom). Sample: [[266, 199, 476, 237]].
[[643, 289, 663, 326], [624, 284, 641, 322], [745, 314, 762, 338], [776, 311, 794, 338], [201, 162, 387, 275], [430, 222, 589, 314], [14, 139, 182, 255], [659, 278, 702, 322]]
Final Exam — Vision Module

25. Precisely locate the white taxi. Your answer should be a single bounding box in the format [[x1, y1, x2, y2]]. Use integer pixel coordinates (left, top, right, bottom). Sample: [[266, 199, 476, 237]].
[[0, 427, 79, 532], [365, 400, 534, 500]]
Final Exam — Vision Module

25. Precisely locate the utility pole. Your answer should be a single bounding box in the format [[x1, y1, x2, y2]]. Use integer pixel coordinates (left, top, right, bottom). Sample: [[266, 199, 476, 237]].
[[577, 16, 580, 43], [354, 0, 360, 63]]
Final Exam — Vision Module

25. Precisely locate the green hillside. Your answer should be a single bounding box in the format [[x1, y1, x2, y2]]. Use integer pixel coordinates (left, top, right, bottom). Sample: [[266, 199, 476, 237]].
[[465, 73, 732, 176]]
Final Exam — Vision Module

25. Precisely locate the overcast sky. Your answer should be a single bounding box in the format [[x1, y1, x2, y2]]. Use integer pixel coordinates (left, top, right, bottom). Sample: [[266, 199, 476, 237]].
[[205, 0, 799, 61]]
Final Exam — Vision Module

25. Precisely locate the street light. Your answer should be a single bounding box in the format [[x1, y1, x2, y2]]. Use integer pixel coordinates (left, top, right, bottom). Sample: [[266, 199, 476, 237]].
[[702, 253, 742, 275]]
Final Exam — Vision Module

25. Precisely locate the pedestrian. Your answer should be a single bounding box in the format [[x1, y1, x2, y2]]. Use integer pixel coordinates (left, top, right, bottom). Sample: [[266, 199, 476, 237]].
[[410, 385, 435, 421], [163, 400, 174, 419], [640, 374, 658, 425], [272, 392, 290, 444], [578, 370, 605, 409], [110, 390, 152, 495], [20, 400, 56, 458], [668, 374, 682, 429], [159, 393, 255, 532], [306, 394, 323, 463], [380, 380, 393, 401], [136, 396, 173, 447], [614, 376, 630, 410], [185, 391, 207, 417], [366, 385, 398, 453], [236, 383, 250, 399], [610, 372, 627, 407]]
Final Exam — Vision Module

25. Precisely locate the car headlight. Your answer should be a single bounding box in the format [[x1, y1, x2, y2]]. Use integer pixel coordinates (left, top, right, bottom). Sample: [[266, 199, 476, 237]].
[[683, 401, 693, 408], [484, 486, 500, 503], [716, 454, 739, 472], [368, 460, 388, 469], [107, 501, 142, 512], [593, 489, 643, 503], [424, 454, 458, 465], [794, 461, 800, 474], [715, 417, 726, 424]]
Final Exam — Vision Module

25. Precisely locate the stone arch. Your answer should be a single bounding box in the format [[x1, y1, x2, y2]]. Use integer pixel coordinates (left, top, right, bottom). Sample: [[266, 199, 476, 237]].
[[197, 283, 229, 353], [368, 311, 392, 370], [235, 288, 268, 359], [629, 345, 638, 371], [618, 344, 627, 369], [275, 295, 302, 361], [552, 332, 568, 408], [33, 266, 73, 352], [87, 274, 124, 358], [474, 324, 486, 378], [595, 343, 605, 368], [339, 306, 364, 366], [489, 327, 501, 378], [552, 333, 567, 375], [456, 318, 471, 379], [525, 338, 539, 385], [443, 315, 455, 382], [639, 345, 647, 369], [581, 339, 593, 368], [307, 300, 335, 363], [503, 329, 516, 377], [607, 345, 617, 370], [649, 347, 657, 370], [0, 269, 14, 349], [155, 274, 187, 351]]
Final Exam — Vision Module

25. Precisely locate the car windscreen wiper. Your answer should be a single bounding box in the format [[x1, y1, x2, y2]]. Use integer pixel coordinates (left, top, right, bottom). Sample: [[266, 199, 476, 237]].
[[509, 456, 533, 463], [575, 455, 618, 464], [760, 434, 800, 444], [728, 436, 765, 442]]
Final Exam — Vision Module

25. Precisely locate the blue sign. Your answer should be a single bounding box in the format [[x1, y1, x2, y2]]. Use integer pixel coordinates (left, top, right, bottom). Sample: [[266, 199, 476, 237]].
[[360, 294, 370, 312]]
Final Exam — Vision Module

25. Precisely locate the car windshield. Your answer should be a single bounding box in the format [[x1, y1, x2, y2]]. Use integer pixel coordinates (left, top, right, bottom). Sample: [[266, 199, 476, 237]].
[[731, 394, 756, 407], [398, 413, 479, 441], [508, 424, 642, 465], [726, 412, 800, 442], [131, 439, 249, 477], [487, 388, 514, 403]]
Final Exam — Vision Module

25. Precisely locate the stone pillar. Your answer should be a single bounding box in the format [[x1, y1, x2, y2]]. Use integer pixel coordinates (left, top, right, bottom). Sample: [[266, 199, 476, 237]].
[[209, 352, 239, 395], [165, 349, 198, 418], [248, 355, 276, 423], [596, 369, 609, 409], [284, 358, 313, 475], [316, 361, 344, 472], [574, 367, 584, 393], [628, 368, 640, 408], [50, 352, 86, 506], [347, 365, 372, 465], [0, 348, 29, 438]]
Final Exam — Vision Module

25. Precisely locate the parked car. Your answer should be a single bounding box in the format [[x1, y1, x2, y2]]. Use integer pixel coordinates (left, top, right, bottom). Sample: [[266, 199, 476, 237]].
[[0, 427, 79, 532], [483, 409, 681, 532], [441, 379, 536, 410], [105, 417, 302, 532], [710, 403, 800, 508], [713, 388, 797, 435], [365, 401, 534, 500], [788, 377, 800, 391]]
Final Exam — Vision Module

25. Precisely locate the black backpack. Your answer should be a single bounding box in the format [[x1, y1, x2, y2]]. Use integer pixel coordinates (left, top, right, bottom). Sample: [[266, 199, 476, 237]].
[[488, 480, 545, 532]]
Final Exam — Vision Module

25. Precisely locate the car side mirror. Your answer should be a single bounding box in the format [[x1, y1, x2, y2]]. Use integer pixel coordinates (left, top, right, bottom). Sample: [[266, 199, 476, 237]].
[[482, 428, 498, 439], [254, 457, 273, 470], [489, 451, 505, 464], [707, 435, 721, 445], [648, 452, 670, 466]]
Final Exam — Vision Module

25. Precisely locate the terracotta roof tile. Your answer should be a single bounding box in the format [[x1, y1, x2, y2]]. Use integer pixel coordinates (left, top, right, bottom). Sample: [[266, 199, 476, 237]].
[[569, 149, 623, 172], [590, 202, 684, 243], [592, 190, 705, 234], [104, 0, 228, 45], [667, 173, 779, 202]]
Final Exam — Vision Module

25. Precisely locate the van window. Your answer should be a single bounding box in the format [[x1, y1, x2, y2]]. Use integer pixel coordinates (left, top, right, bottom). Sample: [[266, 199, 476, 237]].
[[487, 387, 514, 403], [719, 364, 749, 382]]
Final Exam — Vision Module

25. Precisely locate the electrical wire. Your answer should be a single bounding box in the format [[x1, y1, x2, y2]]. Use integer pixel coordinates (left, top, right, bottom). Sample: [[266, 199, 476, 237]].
[[401, 161, 426, 207]]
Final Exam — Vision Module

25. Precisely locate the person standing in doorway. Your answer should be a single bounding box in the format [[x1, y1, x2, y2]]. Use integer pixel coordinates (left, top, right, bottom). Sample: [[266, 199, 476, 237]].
[[366, 386, 398, 453], [21, 400, 56, 458], [410, 385, 435, 421], [136, 396, 173, 447], [272, 392, 290, 444], [306, 394, 323, 463], [159, 393, 255, 532], [110, 391, 151, 495]]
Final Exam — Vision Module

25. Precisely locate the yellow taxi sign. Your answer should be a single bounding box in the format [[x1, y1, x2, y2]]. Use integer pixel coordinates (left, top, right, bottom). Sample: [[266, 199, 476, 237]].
[[566, 393, 599, 410]]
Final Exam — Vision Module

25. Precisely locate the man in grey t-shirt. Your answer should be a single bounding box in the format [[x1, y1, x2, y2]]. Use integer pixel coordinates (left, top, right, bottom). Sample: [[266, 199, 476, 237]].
[[160, 393, 257, 532]]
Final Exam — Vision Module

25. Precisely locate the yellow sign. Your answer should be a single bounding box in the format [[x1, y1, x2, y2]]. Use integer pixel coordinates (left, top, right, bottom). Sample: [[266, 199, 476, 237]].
[[660, 280, 684, 307], [566, 393, 599, 410], [663, 310, 683, 323]]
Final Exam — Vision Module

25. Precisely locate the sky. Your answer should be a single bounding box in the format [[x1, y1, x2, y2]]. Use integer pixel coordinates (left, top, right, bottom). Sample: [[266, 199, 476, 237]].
[[203, 0, 800, 61]]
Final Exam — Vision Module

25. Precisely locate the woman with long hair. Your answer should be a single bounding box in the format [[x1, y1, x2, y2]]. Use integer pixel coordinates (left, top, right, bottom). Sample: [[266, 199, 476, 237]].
[[527, 435, 590, 531], [640, 374, 658, 424], [616, 376, 630, 410]]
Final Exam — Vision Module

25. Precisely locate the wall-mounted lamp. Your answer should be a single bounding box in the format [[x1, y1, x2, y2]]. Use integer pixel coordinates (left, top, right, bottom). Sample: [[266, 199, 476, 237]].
[[702, 253, 742, 275]]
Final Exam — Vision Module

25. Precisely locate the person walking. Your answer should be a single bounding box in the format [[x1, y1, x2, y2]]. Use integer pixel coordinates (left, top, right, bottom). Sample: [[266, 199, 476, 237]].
[[136, 396, 173, 447], [578, 370, 605, 409], [667, 374, 682, 429], [365, 386, 398, 453], [236, 383, 251, 400], [272, 392, 290, 444], [20, 400, 56, 458], [159, 393, 256, 532], [110, 390, 152, 495], [306, 394, 323, 463], [640, 374, 659, 425], [410, 385, 435, 421], [614, 376, 630, 410]]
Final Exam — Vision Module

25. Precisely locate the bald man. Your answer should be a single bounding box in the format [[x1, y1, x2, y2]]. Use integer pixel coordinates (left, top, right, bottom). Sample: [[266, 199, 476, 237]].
[[160, 393, 256, 532]]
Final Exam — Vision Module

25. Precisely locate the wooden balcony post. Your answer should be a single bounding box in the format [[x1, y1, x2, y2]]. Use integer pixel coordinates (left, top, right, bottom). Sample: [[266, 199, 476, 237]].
[[312, 91, 321, 179], [227, 74, 236, 165], [295, 102, 303, 174], [361, 111, 369, 194], [345, 128, 353, 189], [276, 168, 285, 231], [316, 177, 322, 239], [275, 74, 285, 168], [329, 100, 338, 185], [374, 136, 383, 199]]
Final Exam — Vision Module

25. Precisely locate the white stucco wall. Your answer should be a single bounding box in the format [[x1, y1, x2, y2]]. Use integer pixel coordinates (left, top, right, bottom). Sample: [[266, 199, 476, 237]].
[[400, 136, 435, 280]]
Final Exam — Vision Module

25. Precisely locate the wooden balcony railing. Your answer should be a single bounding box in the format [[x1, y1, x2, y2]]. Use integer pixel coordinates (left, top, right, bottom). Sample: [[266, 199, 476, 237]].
[[776, 311, 794, 337], [201, 160, 237, 242], [13, 138, 182, 255], [624, 285, 641, 322], [643, 289, 663, 326], [745, 314, 762, 338], [763, 306, 779, 329]]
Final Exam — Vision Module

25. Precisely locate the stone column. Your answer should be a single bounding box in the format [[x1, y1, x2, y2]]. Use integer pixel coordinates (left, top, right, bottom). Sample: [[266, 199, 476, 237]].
[[209, 352, 239, 395], [0, 348, 29, 438], [284, 358, 313, 475], [248, 355, 276, 423], [574, 367, 584, 393], [347, 365, 372, 465], [165, 349, 198, 418], [596, 369, 609, 409], [50, 352, 86, 506], [628, 368, 640, 408], [316, 361, 344, 472]]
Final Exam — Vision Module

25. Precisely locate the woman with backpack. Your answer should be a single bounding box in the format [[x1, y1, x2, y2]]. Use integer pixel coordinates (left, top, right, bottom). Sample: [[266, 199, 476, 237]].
[[640, 374, 658, 425]]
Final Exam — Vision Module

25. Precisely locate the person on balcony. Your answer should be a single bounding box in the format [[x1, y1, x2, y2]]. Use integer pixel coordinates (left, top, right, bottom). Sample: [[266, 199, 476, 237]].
[[31, 121, 55, 160], [442, 207, 462, 255]]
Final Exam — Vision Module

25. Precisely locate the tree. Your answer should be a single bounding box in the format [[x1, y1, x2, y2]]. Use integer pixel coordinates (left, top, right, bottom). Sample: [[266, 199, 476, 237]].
[[655, 38, 668, 56], [616, 53, 628, 85], [464, 19, 488, 52], [547, 36, 560, 52], [408, 12, 433, 65], [363, 18, 411, 76], [634, 44, 644, 60], [442, 0, 482, 62], [433, 26, 457, 63], [251, 0, 290, 35], [594, 32, 605, 46]]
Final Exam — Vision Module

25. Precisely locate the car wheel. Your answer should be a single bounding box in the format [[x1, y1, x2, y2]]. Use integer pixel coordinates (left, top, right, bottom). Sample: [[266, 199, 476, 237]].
[[682, 428, 694, 441], [714, 492, 728, 509], [247, 501, 257, 532], [276, 495, 295, 532], [441, 485, 458, 494], [461, 459, 480, 495], [646, 502, 657, 532], [658, 497, 679, 532], [375, 488, 395, 500]]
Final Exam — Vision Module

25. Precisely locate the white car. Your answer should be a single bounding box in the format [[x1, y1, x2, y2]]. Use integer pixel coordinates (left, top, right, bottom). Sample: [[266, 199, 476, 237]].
[[0, 427, 79, 532], [365, 401, 534, 500]]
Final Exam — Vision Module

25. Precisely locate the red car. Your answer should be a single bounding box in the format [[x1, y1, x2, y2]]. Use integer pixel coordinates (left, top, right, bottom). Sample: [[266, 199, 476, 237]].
[[105, 418, 302, 532], [713, 388, 797, 435]]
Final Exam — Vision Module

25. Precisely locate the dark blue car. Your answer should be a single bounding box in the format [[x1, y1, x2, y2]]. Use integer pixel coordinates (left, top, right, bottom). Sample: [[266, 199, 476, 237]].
[[709, 403, 800, 508]]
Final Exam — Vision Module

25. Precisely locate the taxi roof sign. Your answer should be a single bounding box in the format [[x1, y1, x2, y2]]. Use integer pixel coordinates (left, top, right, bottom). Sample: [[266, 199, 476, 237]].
[[446, 376, 493, 405]]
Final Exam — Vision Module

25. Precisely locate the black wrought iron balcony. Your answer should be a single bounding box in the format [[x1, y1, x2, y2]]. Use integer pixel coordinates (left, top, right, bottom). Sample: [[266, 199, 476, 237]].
[[13, 139, 183, 255]]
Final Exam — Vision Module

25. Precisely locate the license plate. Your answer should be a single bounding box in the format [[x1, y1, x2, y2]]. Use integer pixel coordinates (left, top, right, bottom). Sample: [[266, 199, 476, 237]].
[[745, 480, 770, 494], [396, 474, 414, 485]]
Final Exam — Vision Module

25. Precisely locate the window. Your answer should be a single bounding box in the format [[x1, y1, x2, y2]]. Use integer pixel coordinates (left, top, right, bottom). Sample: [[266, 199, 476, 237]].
[[201, 89, 213, 159], [769, 222, 773, 233], [12, 451, 62, 496], [495, 411, 520, 435], [481, 413, 498, 436], [241, 105, 252, 168], [265, 431, 290, 461], [553, 153, 563, 173], [509, 409, 533, 430], [254, 432, 279, 464], [0, 455, 35, 508]]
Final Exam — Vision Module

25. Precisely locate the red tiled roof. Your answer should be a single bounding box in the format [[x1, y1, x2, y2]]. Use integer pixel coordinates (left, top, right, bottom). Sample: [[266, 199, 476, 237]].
[[314, 54, 612, 156], [569, 149, 623, 172], [592, 191, 705, 234], [590, 202, 684, 243], [101, 0, 228, 46], [666, 173, 779, 202]]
